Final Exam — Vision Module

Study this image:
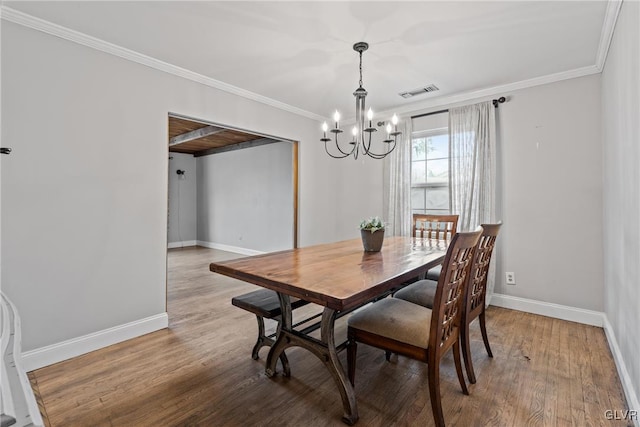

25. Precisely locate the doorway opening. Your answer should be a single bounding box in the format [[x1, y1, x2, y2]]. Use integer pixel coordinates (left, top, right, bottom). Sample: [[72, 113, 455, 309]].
[[166, 112, 298, 310]]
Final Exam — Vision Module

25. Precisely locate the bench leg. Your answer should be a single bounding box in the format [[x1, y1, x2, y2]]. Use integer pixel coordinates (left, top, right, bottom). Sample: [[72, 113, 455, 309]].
[[251, 315, 272, 360], [252, 314, 290, 375]]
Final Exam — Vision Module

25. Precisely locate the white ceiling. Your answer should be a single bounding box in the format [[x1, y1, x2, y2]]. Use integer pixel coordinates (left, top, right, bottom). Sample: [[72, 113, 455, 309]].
[[4, 1, 610, 121]]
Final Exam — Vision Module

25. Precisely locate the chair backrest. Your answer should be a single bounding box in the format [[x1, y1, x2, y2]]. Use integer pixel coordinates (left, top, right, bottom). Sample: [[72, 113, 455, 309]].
[[428, 228, 482, 359], [412, 214, 459, 241], [465, 222, 502, 321]]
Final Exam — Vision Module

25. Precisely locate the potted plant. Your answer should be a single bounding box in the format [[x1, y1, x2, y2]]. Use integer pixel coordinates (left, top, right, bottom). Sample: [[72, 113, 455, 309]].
[[359, 216, 385, 252]]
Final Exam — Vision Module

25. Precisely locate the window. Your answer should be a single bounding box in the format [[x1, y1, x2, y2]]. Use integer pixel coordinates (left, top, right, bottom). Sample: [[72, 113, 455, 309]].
[[411, 129, 450, 215]]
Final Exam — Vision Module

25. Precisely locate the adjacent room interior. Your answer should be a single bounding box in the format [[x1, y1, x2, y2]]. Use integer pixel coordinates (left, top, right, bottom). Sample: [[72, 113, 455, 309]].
[[166, 114, 297, 255]]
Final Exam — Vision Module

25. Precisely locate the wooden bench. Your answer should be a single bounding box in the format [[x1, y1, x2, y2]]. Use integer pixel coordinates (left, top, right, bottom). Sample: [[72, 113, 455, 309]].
[[232, 287, 401, 360], [232, 289, 309, 360]]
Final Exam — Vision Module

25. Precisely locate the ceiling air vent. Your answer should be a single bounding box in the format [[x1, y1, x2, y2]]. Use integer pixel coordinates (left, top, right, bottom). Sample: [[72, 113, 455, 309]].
[[399, 84, 439, 99]]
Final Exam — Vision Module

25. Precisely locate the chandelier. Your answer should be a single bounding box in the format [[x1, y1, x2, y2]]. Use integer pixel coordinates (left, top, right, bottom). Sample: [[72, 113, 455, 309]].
[[321, 42, 401, 159]]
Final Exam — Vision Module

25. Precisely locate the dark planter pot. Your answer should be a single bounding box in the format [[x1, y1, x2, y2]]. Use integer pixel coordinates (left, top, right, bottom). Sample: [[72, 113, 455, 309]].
[[361, 229, 385, 252]]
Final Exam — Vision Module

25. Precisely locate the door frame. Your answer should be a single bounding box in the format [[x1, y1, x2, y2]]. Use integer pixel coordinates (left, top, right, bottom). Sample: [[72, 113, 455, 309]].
[[165, 112, 299, 310]]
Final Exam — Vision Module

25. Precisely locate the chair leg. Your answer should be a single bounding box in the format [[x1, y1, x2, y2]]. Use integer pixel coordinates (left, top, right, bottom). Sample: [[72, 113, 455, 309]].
[[347, 339, 357, 386], [479, 311, 493, 358], [427, 360, 445, 427], [251, 315, 267, 360], [385, 351, 392, 361], [460, 322, 477, 384], [453, 340, 469, 395]]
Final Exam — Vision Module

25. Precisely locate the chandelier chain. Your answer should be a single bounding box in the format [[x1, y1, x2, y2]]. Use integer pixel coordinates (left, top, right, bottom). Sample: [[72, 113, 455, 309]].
[[359, 51, 363, 88]]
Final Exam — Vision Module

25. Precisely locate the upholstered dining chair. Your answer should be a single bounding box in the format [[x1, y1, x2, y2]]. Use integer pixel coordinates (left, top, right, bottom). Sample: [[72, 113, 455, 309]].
[[412, 214, 459, 241], [394, 222, 502, 384], [347, 228, 482, 427]]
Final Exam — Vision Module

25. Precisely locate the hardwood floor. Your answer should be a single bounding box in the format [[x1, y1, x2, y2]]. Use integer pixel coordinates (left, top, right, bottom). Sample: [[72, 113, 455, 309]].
[[30, 246, 630, 426]]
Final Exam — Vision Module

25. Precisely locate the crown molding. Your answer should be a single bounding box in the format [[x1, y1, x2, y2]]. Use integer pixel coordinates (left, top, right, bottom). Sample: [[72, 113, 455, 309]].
[[382, 64, 601, 120], [595, 0, 623, 72], [0, 6, 325, 122], [1, 3, 621, 124]]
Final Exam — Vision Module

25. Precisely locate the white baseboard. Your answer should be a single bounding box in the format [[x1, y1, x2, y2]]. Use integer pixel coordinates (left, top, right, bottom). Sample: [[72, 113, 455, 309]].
[[490, 293, 604, 327], [167, 240, 197, 249], [22, 313, 168, 372], [603, 316, 640, 426], [196, 240, 265, 256]]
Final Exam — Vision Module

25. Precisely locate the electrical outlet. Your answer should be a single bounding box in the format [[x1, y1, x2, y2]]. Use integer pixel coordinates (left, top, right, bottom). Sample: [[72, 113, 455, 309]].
[[505, 272, 516, 285]]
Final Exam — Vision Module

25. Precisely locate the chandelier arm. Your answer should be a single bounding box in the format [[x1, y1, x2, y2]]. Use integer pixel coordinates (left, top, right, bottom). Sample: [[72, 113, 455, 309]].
[[382, 138, 396, 157], [362, 131, 373, 155], [333, 133, 355, 156], [362, 132, 386, 159], [361, 140, 388, 159], [365, 148, 389, 160], [361, 133, 398, 158], [326, 132, 358, 158], [378, 138, 398, 158], [381, 137, 398, 157], [325, 140, 352, 159]]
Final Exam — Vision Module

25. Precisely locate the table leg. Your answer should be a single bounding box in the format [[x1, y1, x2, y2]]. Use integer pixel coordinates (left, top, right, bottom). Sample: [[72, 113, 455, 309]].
[[266, 293, 292, 378], [319, 308, 359, 425], [265, 302, 359, 425]]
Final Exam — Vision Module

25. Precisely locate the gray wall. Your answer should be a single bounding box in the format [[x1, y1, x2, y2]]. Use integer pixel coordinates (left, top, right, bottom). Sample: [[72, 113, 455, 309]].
[[493, 74, 603, 311], [412, 75, 604, 312], [168, 153, 197, 245], [602, 0, 640, 410], [196, 142, 294, 253], [2, 21, 384, 352]]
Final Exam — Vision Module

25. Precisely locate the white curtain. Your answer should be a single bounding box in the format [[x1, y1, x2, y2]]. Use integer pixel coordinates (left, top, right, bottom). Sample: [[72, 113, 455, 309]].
[[449, 101, 497, 301], [383, 119, 412, 236]]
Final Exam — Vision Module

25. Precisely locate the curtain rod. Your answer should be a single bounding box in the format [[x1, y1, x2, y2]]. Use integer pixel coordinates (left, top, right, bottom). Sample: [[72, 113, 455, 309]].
[[411, 96, 507, 119], [411, 109, 448, 119]]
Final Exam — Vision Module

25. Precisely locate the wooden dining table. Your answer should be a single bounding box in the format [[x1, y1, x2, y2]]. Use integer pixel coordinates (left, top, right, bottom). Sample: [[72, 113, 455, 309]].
[[209, 236, 448, 425]]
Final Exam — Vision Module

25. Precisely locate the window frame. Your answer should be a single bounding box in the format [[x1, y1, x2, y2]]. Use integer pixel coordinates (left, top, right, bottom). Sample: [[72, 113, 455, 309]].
[[410, 127, 451, 215]]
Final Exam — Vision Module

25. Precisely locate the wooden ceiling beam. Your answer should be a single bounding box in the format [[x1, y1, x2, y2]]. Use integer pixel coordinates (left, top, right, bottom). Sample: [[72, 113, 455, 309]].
[[194, 138, 279, 157], [169, 125, 226, 147]]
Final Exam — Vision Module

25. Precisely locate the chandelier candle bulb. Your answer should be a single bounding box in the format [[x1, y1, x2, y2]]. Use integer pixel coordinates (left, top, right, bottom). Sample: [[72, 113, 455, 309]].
[[384, 123, 393, 143], [390, 113, 402, 137], [365, 108, 376, 133], [330, 111, 343, 135], [321, 41, 402, 159]]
